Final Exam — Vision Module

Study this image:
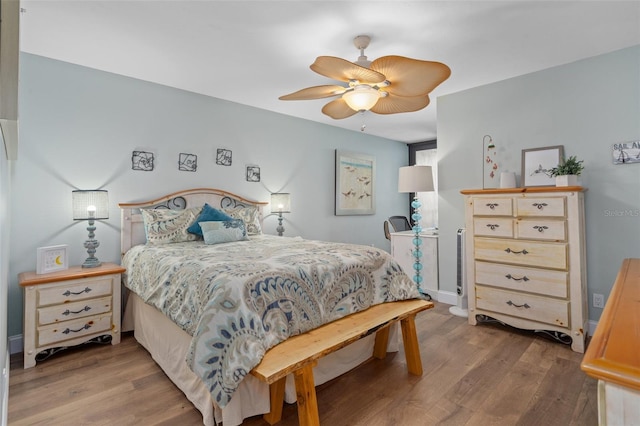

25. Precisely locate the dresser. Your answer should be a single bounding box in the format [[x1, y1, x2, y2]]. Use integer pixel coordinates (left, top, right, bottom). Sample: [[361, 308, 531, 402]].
[[581, 258, 640, 425], [460, 187, 587, 353], [19, 263, 125, 368], [390, 231, 439, 298]]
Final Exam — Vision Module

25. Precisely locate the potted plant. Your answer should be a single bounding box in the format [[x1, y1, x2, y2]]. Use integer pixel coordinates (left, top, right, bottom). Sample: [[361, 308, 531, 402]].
[[548, 155, 584, 186]]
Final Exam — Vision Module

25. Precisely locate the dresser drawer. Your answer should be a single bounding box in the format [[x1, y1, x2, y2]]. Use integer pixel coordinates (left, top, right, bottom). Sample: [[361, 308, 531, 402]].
[[516, 219, 566, 241], [37, 296, 112, 326], [473, 198, 513, 216], [476, 285, 569, 328], [37, 277, 113, 307], [37, 313, 113, 346], [474, 237, 567, 269], [474, 218, 514, 238], [475, 261, 568, 298], [516, 197, 565, 217]]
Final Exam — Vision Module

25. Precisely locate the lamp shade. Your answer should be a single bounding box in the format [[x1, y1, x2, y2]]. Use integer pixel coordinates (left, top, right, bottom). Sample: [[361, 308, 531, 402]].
[[72, 190, 109, 220], [270, 193, 291, 213], [342, 85, 381, 112], [398, 165, 434, 193]]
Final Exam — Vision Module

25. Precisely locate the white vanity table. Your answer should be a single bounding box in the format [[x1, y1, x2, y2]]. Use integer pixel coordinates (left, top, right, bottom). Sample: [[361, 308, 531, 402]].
[[390, 231, 439, 299]]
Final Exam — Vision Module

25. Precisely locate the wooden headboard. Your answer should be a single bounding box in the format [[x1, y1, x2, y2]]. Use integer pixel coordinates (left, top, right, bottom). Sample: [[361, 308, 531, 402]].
[[118, 188, 268, 256]]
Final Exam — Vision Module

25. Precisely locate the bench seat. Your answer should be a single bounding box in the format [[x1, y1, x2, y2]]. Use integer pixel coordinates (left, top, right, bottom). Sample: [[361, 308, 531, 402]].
[[251, 298, 434, 425]]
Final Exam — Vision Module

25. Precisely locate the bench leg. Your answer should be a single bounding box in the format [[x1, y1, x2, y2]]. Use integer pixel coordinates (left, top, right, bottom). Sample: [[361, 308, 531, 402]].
[[293, 363, 320, 426], [263, 376, 286, 425], [373, 326, 390, 359], [400, 314, 423, 376]]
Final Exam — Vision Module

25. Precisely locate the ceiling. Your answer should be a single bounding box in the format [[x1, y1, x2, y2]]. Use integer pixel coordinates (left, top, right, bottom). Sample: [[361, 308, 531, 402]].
[[18, 1, 640, 143]]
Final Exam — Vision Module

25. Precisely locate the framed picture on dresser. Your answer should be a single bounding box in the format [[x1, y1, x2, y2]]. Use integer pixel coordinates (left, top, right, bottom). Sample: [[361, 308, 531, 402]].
[[521, 145, 564, 187]]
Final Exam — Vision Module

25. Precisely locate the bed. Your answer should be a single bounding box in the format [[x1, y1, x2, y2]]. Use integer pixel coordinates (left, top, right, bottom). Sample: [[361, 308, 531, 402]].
[[119, 188, 423, 425]]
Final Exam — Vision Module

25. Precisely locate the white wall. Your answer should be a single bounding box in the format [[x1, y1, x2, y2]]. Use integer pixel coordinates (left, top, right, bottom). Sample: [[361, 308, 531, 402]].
[[0, 130, 10, 425], [437, 45, 640, 322], [7, 53, 411, 338]]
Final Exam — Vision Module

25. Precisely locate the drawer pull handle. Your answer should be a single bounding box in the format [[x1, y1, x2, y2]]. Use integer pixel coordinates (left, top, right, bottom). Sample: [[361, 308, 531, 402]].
[[62, 306, 91, 316], [506, 300, 530, 309], [486, 224, 500, 230], [62, 324, 92, 334], [533, 225, 549, 233], [532, 203, 548, 210], [504, 248, 529, 255], [505, 274, 529, 282], [486, 203, 499, 210], [62, 287, 92, 297]]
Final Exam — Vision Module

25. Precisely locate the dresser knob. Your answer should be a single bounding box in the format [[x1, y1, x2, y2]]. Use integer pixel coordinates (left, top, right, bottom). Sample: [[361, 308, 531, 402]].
[[506, 300, 530, 309], [533, 225, 549, 233], [505, 274, 529, 282]]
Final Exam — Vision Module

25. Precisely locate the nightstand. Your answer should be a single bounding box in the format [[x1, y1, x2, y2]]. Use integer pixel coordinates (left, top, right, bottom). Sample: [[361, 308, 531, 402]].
[[19, 262, 125, 368]]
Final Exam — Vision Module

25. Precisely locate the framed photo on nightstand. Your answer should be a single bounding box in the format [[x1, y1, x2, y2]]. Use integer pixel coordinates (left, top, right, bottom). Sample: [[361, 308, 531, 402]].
[[36, 245, 69, 274]]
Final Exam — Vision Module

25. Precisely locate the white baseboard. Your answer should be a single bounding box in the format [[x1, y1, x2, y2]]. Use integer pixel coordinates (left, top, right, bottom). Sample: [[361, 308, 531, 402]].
[[435, 290, 457, 305], [8, 335, 21, 356]]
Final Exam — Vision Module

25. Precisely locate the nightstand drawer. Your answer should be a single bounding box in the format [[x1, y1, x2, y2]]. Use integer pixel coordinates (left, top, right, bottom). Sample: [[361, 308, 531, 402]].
[[38, 314, 112, 346], [38, 296, 112, 326], [516, 219, 566, 241], [473, 198, 513, 216], [475, 261, 568, 298], [37, 277, 113, 306], [516, 197, 565, 217], [476, 285, 569, 328], [474, 237, 567, 269], [473, 218, 514, 238]]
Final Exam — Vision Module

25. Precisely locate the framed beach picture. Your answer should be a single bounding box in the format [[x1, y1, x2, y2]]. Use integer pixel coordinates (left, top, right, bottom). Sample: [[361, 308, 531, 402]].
[[521, 145, 564, 187], [335, 150, 375, 215]]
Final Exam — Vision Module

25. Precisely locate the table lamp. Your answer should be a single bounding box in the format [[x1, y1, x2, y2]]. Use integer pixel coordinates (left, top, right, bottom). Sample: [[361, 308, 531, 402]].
[[72, 190, 109, 268]]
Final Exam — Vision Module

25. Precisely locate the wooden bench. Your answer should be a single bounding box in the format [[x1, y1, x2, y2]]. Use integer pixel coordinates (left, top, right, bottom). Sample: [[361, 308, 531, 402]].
[[250, 298, 434, 426]]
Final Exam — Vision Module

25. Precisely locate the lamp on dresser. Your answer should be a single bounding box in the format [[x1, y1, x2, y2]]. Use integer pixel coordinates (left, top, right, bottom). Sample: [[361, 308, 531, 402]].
[[270, 193, 291, 236], [72, 189, 109, 268], [398, 165, 434, 298]]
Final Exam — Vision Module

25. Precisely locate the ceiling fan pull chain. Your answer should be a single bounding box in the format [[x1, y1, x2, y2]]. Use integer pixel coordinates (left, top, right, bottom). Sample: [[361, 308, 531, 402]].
[[360, 111, 366, 131]]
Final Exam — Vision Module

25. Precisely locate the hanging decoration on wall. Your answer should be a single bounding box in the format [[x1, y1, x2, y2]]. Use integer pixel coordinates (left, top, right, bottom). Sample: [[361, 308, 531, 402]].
[[216, 148, 233, 166], [482, 135, 498, 188], [132, 150, 154, 171], [246, 166, 261, 182], [612, 141, 640, 164], [178, 153, 197, 172]]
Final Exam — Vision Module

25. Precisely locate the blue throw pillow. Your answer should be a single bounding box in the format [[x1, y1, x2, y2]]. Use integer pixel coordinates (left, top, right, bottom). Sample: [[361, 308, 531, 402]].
[[187, 203, 234, 237], [201, 219, 249, 245]]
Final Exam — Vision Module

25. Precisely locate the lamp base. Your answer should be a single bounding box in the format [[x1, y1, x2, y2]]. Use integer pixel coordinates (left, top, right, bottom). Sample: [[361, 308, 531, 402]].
[[276, 213, 285, 237], [82, 258, 102, 268]]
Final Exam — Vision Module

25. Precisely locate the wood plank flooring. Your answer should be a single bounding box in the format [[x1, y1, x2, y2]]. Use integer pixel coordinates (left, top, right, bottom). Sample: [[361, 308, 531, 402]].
[[8, 302, 598, 425]]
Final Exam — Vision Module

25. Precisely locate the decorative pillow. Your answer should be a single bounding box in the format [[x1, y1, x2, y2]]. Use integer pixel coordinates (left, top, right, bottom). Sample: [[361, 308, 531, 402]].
[[141, 207, 201, 244], [187, 203, 234, 237], [223, 206, 262, 235], [200, 219, 249, 245]]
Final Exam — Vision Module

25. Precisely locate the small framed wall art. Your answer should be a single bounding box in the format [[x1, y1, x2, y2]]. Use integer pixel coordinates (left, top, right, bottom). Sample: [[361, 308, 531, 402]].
[[36, 245, 69, 274], [521, 145, 564, 187], [335, 150, 375, 215]]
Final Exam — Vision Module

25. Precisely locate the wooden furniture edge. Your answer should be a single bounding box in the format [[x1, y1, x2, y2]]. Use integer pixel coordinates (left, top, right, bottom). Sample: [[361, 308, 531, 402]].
[[581, 258, 640, 391], [251, 299, 433, 383], [19, 263, 126, 286], [460, 186, 586, 195], [117, 187, 268, 208]]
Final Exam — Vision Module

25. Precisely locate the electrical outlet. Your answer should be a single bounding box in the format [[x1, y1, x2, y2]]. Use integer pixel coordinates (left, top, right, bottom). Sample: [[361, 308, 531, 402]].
[[593, 293, 605, 308]]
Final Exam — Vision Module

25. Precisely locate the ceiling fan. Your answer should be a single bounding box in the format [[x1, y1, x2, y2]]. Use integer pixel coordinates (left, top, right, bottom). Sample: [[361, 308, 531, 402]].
[[279, 35, 451, 120]]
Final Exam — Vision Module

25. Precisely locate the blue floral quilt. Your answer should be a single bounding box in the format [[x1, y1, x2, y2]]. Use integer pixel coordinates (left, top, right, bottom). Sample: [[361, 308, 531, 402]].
[[123, 235, 421, 407]]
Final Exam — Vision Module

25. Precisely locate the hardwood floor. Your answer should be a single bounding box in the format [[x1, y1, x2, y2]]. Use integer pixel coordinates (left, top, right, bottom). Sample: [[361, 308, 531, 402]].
[[8, 302, 598, 425]]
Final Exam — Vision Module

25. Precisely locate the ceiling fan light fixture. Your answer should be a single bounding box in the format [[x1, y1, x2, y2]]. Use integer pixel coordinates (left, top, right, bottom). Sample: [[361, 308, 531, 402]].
[[342, 85, 381, 112]]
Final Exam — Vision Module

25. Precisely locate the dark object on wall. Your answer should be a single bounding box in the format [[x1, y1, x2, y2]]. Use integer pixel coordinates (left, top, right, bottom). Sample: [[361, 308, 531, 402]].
[[132, 151, 154, 171], [246, 166, 260, 182], [388, 215, 411, 232], [216, 148, 232, 166], [179, 153, 197, 172]]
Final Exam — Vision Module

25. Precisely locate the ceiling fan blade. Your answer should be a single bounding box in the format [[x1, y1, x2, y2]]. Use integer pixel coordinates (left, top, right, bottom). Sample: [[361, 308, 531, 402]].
[[370, 93, 431, 115], [370, 55, 451, 97], [279, 85, 347, 100], [311, 56, 386, 84], [322, 98, 359, 119]]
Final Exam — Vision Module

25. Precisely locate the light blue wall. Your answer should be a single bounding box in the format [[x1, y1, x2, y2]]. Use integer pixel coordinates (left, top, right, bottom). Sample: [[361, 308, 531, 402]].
[[7, 53, 411, 337], [0, 130, 10, 419], [438, 45, 640, 322]]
